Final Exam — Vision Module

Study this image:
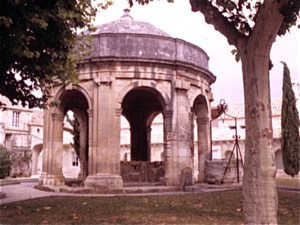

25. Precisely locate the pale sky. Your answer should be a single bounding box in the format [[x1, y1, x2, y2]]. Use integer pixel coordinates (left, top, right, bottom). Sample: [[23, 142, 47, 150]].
[[95, 0, 300, 105]]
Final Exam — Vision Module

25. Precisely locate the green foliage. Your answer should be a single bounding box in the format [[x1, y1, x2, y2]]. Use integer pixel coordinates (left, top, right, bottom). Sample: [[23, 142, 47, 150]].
[[0, 145, 12, 179], [0, 0, 113, 109], [65, 114, 80, 158], [128, 0, 173, 7], [281, 62, 300, 177]]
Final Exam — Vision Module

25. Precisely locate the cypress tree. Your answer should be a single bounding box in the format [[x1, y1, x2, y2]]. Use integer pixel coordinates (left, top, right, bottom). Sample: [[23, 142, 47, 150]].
[[281, 62, 300, 177]]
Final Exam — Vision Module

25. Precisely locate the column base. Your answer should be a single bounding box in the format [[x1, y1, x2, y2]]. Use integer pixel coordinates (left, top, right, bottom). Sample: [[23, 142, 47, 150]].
[[38, 172, 65, 186], [85, 174, 123, 192]]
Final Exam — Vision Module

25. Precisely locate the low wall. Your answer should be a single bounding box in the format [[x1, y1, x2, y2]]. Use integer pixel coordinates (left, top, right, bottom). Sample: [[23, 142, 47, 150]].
[[121, 161, 165, 183]]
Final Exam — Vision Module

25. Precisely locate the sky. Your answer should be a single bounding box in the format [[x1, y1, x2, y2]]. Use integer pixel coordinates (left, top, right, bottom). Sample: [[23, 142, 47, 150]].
[[95, 0, 300, 105]]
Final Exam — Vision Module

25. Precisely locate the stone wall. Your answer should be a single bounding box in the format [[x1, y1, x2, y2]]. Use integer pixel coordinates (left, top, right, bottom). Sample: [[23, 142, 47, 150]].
[[121, 161, 165, 183]]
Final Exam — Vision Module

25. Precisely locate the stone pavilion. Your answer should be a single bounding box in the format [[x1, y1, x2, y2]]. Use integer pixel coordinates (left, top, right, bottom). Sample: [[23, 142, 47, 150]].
[[38, 9, 216, 191]]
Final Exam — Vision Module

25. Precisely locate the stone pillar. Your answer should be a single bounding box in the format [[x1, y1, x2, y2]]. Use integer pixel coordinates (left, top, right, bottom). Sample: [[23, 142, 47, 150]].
[[163, 110, 173, 185], [146, 126, 152, 162], [87, 109, 94, 176], [196, 117, 210, 182], [39, 109, 50, 185], [39, 113, 65, 186], [85, 79, 123, 191], [48, 113, 65, 185]]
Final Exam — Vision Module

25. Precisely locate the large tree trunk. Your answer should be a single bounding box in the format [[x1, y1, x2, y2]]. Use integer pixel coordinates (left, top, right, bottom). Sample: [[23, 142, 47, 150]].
[[237, 2, 287, 223], [240, 48, 278, 224]]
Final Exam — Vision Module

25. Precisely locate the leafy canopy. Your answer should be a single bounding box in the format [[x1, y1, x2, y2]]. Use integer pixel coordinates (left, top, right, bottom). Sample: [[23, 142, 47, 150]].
[[129, 0, 299, 60], [0, 0, 113, 109]]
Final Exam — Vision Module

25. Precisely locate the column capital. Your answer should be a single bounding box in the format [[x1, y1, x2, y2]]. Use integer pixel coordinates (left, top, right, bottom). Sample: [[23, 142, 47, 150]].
[[164, 110, 172, 118], [115, 108, 123, 117], [196, 117, 209, 124], [51, 113, 64, 121], [87, 109, 93, 117]]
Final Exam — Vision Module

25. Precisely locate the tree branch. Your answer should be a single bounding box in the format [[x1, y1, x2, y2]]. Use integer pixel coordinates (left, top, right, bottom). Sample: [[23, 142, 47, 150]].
[[189, 0, 243, 47]]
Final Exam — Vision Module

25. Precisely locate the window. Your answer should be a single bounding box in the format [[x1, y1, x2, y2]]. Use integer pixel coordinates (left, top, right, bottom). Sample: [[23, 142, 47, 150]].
[[72, 152, 79, 166], [12, 111, 20, 127]]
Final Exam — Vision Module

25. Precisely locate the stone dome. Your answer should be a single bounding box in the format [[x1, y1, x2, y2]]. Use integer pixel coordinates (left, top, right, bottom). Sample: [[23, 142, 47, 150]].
[[82, 9, 215, 84], [92, 9, 171, 37]]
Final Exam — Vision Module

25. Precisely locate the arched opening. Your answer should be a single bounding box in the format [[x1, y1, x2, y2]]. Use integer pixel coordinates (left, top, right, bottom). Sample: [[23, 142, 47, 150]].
[[31, 144, 43, 177], [275, 150, 284, 170], [121, 88, 164, 161], [120, 115, 131, 162], [120, 87, 165, 184], [192, 95, 209, 182], [58, 90, 89, 181]]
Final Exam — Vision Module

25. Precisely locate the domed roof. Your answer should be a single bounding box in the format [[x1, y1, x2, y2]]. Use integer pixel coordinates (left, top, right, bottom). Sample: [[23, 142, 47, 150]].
[[92, 9, 171, 37]]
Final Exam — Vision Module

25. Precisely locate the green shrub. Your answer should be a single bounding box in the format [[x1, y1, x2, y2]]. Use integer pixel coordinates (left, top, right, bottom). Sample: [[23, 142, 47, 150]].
[[0, 145, 12, 179]]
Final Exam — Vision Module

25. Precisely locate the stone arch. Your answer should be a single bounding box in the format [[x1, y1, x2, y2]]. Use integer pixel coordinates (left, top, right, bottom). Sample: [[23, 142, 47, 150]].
[[117, 80, 170, 108], [121, 87, 165, 161], [54, 84, 93, 111], [275, 149, 284, 170], [51, 89, 90, 183], [192, 94, 210, 182], [31, 144, 43, 176]]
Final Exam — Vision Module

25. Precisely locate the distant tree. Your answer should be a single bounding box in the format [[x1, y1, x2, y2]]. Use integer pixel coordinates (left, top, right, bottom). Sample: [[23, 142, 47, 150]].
[[0, 0, 113, 108], [64, 114, 80, 158], [281, 62, 300, 177], [0, 145, 12, 179], [129, 0, 299, 224]]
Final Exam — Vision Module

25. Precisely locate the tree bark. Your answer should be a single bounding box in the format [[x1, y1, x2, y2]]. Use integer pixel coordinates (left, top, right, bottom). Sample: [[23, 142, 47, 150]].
[[238, 2, 285, 223]]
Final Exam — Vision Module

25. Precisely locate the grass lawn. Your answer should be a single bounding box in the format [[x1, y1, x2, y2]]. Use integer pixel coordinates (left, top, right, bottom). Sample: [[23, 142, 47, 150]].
[[276, 178, 300, 188], [1, 190, 299, 224]]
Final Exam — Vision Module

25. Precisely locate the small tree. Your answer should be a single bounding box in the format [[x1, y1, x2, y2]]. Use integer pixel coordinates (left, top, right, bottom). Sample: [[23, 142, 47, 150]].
[[0, 145, 12, 179], [281, 62, 300, 177]]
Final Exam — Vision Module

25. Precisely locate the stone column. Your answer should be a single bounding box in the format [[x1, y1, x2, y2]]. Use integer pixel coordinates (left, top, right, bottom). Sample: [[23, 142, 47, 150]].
[[87, 109, 94, 176], [196, 117, 210, 182], [49, 113, 65, 185], [146, 126, 152, 162], [163, 109, 173, 185], [38, 109, 50, 185], [85, 78, 123, 191]]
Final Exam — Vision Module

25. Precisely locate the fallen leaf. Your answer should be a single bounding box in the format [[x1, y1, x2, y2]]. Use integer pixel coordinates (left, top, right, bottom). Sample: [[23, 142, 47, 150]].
[[3, 206, 7, 209], [73, 214, 80, 220], [44, 207, 51, 210], [89, 205, 93, 210], [42, 221, 48, 224], [144, 198, 149, 204], [82, 202, 87, 205], [236, 208, 242, 212], [37, 208, 40, 212]]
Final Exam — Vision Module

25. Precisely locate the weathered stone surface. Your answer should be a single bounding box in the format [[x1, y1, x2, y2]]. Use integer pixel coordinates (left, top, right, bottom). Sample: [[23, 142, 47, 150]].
[[121, 161, 165, 183], [180, 167, 193, 187], [205, 160, 226, 184]]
